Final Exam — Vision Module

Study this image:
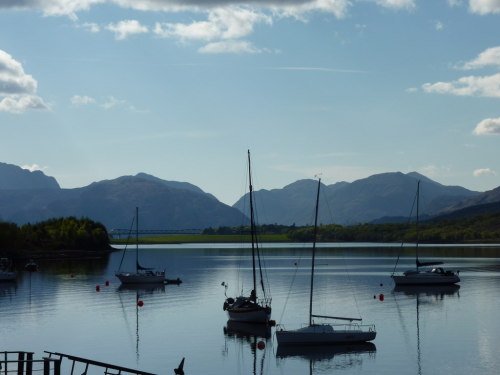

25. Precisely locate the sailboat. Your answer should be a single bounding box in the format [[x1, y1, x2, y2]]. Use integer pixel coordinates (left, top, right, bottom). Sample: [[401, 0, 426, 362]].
[[115, 207, 166, 284], [391, 181, 460, 286], [276, 178, 376, 345], [223, 150, 271, 324], [0, 258, 16, 282]]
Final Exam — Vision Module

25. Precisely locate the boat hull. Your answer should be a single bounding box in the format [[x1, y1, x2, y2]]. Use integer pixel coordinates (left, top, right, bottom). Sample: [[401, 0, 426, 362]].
[[276, 324, 376, 345], [0, 272, 16, 282], [226, 306, 271, 323], [115, 272, 165, 284], [392, 273, 460, 285]]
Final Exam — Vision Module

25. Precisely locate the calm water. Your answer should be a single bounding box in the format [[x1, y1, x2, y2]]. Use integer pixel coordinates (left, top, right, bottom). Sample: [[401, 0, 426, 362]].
[[1, 244, 500, 375]]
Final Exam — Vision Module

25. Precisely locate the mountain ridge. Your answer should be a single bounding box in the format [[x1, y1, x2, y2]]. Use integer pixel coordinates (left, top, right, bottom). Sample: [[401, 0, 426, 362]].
[[0, 161, 498, 229]]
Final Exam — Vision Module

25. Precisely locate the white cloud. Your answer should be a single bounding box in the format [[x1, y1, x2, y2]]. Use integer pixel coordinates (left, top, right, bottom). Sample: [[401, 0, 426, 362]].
[[435, 21, 445, 30], [21, 164, 47, 172], [469, 0, 500, 15], [81, 22, 100, 33], [102, 96, 126, 109], [154, 7, 272, 42], [199, 40, 266, 54], [422, 73, 500, 98], [473, 117, 500, 135], [461, 46, 500, 70], [71, 95, 96, 105], [473, 168, 497, 177], [417, 164, 451, 179], [106, 20, 149, 40], [0, 50, 48, 113], [365, 0, 416, 10]]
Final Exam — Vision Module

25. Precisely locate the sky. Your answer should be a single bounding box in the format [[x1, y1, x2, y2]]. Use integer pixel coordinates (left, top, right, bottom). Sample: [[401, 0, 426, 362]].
[[1, 0, 499, 205]]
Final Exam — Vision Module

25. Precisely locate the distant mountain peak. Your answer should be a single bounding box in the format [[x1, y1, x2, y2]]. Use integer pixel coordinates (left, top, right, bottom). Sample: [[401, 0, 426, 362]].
[[0, 162, 60, 190]]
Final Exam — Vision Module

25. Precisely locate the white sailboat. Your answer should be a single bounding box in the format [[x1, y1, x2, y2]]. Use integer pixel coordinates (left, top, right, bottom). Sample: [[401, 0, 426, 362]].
[[391, 181, 460, 286], [276, 178, 376, 345], [223, 150, 271, 324], [0, 258, 16, 282], [115, 207, 166, 284]]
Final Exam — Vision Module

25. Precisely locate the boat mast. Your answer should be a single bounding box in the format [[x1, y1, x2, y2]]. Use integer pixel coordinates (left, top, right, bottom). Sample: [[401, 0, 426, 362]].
[[415, 181, 420, 270], [309, 178, 321, 326], [247, 150, 257, 301], [136, 206, 139, 273]]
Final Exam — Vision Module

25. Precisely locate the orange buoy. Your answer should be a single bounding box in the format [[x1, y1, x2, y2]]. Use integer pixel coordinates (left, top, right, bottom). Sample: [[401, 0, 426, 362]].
[[137, 300, 144, 307], [379, 293, 384, 301], [257, 341, 265, 350]]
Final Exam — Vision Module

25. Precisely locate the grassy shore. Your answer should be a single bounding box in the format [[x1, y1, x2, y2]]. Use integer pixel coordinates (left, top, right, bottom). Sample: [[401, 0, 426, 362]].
[[110, 233, 290, 244]]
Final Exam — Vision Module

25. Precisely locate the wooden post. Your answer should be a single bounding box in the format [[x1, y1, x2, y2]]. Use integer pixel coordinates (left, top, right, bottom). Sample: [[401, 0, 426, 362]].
[[17, 352, 24, 375], [43, 358, 50, 375], [53, 359, 61, 375], [26, 353, 33, 375]]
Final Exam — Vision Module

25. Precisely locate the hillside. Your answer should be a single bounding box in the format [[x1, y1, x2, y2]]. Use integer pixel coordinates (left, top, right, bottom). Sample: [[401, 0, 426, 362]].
[[234, 172, 480, 225], [0, 170, 247, 229]]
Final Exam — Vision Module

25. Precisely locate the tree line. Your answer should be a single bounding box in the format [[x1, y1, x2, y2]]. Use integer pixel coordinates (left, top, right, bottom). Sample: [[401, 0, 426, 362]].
[[0, 217, 110, 257], [203, 212, 500, 243]]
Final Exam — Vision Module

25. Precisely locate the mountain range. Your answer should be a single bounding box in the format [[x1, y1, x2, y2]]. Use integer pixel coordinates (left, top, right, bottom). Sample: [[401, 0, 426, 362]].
[[1, 161, 499, 230]]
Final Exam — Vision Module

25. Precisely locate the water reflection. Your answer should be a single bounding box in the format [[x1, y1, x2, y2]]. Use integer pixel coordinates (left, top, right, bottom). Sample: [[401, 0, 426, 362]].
[[0, 281, 17, 299], [393, 285, 460, 375], [393, 284, 460, 299], [116, 284, 166, 362], [223, 321, 271, 375], [276, 343, 376, 374]]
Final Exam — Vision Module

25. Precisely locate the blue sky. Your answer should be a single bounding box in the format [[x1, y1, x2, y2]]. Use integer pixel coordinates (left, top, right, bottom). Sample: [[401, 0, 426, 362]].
[[1, 0, 499, 205]]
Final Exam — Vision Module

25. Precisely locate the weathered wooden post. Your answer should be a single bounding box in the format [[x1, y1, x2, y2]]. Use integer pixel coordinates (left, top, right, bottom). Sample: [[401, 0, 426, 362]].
[[17, 352, 25, 375], [26, 353, 33, 375]]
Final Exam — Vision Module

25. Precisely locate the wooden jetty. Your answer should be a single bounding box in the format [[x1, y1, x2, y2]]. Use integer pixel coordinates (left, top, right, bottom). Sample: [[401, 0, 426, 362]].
[[1, 351, 184, 375]]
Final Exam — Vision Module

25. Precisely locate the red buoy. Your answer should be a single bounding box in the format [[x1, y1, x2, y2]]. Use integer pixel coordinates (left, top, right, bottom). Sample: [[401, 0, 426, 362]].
[[257, 341, 265, 350], [105, 280, 110, 286], [137, 300, 144, 307], [379, 294, 384, 301], [96, 285, 100, 292]]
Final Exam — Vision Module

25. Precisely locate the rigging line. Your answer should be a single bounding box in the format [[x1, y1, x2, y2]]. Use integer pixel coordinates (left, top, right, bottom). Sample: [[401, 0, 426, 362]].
[[117, 215, 136, 271], [277, 244, 305, 325], [339, 249, 363, 320], [391, 187, 418, 276]]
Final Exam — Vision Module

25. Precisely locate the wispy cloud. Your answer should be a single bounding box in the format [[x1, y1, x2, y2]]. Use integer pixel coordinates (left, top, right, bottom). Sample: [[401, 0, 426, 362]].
[[460, 46, 500, 70], [473, 168, 497, 177], [271, 66, 367, 73], [22, 164, 47, 172], [435, 20, 445, 30], [71, 95, 96, 105], [368, 0, 416, 10], [0, 49, 49, 114], [106, 20, 149, 40], [469, 0, 500, 15], [473, 117, 500, 135], [422, 73, 500, 98], [199, 40, 267, 54]]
